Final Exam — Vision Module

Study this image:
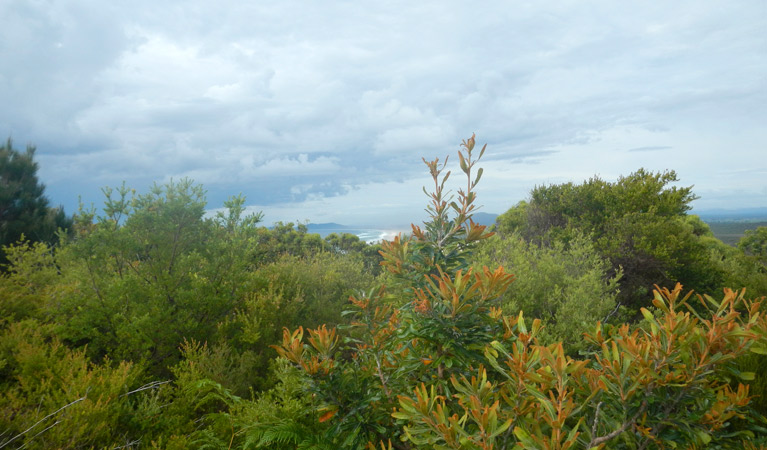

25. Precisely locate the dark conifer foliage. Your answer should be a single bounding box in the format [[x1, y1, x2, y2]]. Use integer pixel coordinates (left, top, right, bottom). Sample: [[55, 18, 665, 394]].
[[0, 139, 71, 265]]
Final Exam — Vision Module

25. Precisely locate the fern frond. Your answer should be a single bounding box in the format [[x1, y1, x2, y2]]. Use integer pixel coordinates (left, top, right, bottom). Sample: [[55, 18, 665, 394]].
[[257, 421, 305, 445]]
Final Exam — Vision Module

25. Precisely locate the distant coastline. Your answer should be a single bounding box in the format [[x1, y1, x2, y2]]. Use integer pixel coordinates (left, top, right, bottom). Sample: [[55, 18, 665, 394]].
[[356, 229, 408, 243], [303, 212, 499, 244], [301, 208, 767, 245], [306, 226, 408, 243], [694, 207, 767, 222]]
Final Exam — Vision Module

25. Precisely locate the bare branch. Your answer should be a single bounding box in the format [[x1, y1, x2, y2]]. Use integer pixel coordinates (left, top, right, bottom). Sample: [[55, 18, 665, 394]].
[[112, 439, 141, 449], [0, 395, 85, 449], [590, 401, 603, 439], [588, 401, 647, 448], [119, 380, 171, 397], [16, 421, 61, 450]]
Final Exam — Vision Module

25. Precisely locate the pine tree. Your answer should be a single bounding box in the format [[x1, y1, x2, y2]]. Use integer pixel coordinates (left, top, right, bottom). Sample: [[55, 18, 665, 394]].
[[0, 138, 71, 265]]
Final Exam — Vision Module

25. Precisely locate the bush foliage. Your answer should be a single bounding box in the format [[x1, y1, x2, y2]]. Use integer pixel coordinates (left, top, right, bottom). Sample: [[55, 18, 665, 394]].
[[0, 134, 765, 449], [274, 136, 767, 449]]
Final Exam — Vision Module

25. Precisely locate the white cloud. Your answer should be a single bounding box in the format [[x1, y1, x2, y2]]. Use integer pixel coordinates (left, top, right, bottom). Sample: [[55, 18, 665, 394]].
[[2, 0, 765, 225], [248, 177, 431, 228]]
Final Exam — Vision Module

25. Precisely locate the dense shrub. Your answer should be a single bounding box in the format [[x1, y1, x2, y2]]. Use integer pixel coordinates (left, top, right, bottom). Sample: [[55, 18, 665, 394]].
[[274, 136, 767, 449]]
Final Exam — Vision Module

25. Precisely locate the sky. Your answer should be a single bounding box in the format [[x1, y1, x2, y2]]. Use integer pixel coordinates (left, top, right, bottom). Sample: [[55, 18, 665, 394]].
[[1, 1, 765, 228]]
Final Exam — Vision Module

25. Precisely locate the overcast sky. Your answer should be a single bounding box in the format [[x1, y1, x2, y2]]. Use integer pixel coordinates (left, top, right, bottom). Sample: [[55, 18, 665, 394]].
[[1, 1, 765, 228]]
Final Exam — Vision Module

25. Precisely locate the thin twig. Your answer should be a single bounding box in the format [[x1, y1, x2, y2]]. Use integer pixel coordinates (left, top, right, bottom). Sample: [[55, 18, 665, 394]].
[[602, 301, 623, 323], [16, 421, 61, 450], [588, 401, 647, 448], [119, 380, 171, 397], [0, 396, 85, 449], [375, 355, 391, 398], [112, 439, 141, 449], [590, 401, 603, 439]]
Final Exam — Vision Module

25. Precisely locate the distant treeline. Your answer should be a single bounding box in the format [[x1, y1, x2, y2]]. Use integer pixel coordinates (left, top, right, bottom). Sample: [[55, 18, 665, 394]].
[[707, 221, 767, 246]]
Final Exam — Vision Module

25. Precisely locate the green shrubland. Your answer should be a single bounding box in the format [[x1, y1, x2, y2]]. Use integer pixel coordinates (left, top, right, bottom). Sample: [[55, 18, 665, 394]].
[[0, 135, 765, 449]]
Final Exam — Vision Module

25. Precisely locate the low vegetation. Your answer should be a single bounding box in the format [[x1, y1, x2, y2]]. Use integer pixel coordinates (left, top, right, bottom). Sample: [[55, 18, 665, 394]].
[[0, 135, 766, 449]]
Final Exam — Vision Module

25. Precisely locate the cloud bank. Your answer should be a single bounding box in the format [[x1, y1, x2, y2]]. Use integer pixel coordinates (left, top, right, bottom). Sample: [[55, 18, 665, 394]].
[[1, 0, 765, 226]]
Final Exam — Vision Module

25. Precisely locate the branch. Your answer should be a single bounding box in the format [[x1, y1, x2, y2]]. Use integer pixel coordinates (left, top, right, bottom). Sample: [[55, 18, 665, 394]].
[[602, 300, 623, 324], [16, 421, 61, 450], [0, 396, 86, 449], [119, 380, 171, 397], [590, 401, 603, 440], [112, 439, 141, 450], [375, 355, 391, 399], [587, 400, 647, 448]]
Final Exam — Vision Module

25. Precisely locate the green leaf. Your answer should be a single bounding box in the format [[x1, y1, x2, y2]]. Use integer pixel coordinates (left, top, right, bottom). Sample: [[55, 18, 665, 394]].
[[489, 419, 513, 439], [750, 346, 767, 355], [513, 427, 536, 447], [473, 168, 483, 187], [458, 152, 468, 173], [739, 371, 756, 381], [526, 385, 556, 419], [696, 430, 712, 444], [566, 418, 584, 443], [640, 308, 654, 322]]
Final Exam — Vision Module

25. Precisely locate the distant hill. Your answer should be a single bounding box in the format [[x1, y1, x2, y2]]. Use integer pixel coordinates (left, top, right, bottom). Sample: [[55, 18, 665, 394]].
[[472, 212, 499, 227], [306, 222, 351, 232]]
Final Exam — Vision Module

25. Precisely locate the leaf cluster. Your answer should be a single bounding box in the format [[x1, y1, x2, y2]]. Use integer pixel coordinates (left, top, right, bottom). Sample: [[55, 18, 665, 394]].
[[274, 136, 767, 449], [495, 169, 733, 315]]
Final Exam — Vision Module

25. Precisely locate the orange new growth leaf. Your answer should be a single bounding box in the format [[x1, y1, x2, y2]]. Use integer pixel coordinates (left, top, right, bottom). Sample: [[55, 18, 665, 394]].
[[272, 326, 304, 363], [319, 408, 338, 423], [350, 295, 370, 310], [308, 324, 338, 356]]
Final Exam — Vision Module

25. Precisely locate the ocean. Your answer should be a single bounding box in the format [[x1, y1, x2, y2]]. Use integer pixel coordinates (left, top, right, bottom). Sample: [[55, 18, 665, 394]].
[[309, 227, 407, 244]]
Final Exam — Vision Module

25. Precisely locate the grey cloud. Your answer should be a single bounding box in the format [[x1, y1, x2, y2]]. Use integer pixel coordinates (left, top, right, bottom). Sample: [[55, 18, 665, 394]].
[[3, 0, 766, 225]]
